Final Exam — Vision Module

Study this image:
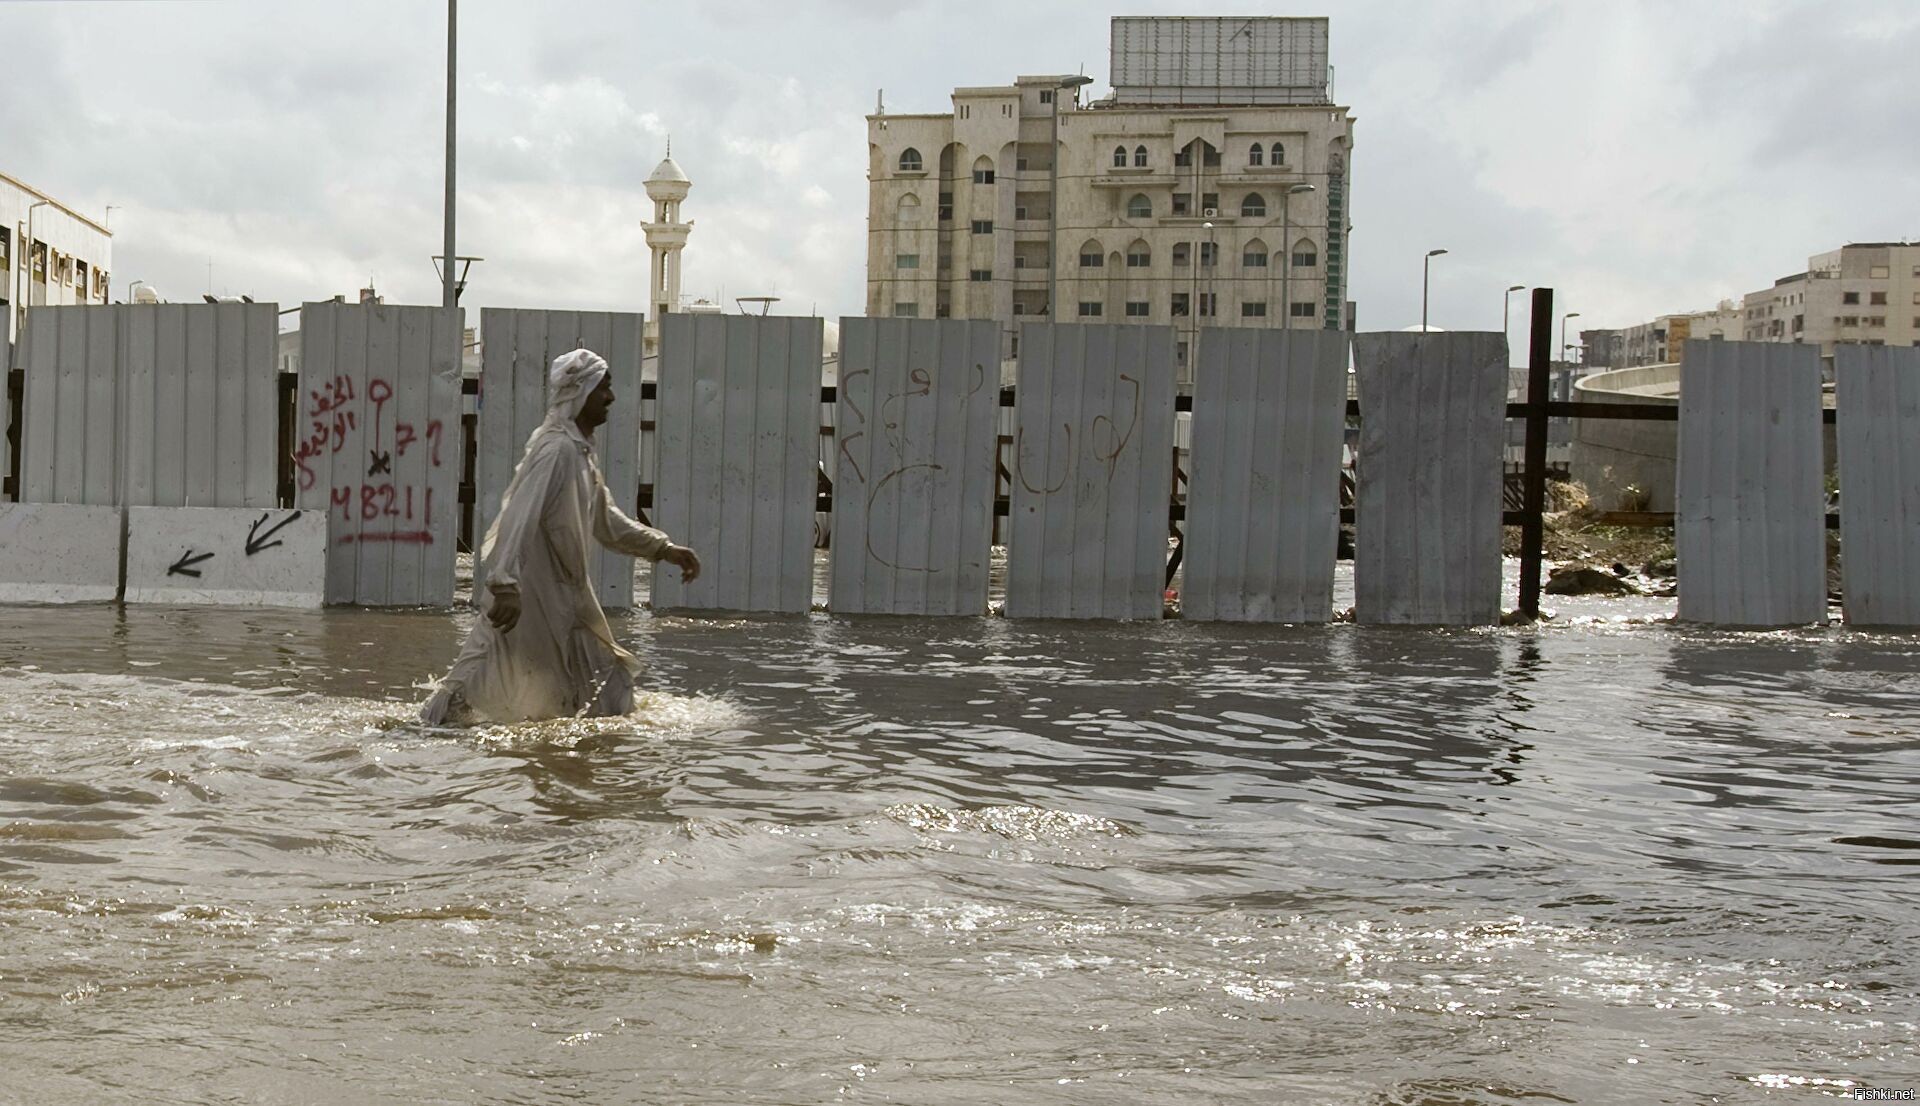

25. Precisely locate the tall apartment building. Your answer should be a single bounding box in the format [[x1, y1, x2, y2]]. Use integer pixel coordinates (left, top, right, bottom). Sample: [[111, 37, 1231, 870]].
[[865, 16, 1355, 376], [2, 172, 114, 346]]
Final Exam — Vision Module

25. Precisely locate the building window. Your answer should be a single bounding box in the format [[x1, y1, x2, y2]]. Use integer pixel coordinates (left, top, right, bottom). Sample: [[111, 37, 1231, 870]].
[[1126, 194, 1151, 219], [1134, 145, 1147, 167], [1202, 147, 1220, 167], [1843, 291, 1860, 304], [1871, 265, 1890, 279], [1112, 146, 1127, 168], [1291, 302, 1317, 318], [1199, 242, 1217, 268], [1242, 302, 1267, 318], [1078, 302, 1102, 317], [1174, 148, 1192, 167], [1291, 246, 1317, 268], [31, 241, 46, 279], [1842, 316, 1860, 326], [896, 254, 919, 270], [1270, 142, 1286, 165], [1078, 242, 1104, 267], [0, 227, 9, 268], [1172, 243, 1190, 268], [936, 302, 950, 318], [1870, 291, 1888, 305], [1868, 316, 1886, 327], [894, 302, 919, 318], [898, 148, 922, 172], [938, 192, 953, 221], [1172, 193, 1191, 216], [1016, 157, 1028, 171], [973, 168, 995, 184], [1171, 292, 1190, 317], [1197, 293, 1217, 317], [1126, 243, 1150, 267], [971, 220, 993, 234], [1125, 301, 1149, 317], [1201, 192, 1219, 212], [1242, 193, 1266, 218], [959, 105, 970, 119], [1039, 89, 1053, 104], [1248, 143, 1264, 166], [1243, 248, 1268, 268], [970, 269, 993, 282], [76, 260, 88, 290]]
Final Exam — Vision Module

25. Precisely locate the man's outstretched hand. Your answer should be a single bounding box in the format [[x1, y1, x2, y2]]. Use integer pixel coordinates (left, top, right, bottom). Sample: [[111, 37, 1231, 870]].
[[661, 544, 702, 584], [488, 590, 521, 632]]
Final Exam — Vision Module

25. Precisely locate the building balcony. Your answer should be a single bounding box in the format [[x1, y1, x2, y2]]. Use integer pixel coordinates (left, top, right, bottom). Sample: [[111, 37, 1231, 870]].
[[1091, 173, 1177, 189]]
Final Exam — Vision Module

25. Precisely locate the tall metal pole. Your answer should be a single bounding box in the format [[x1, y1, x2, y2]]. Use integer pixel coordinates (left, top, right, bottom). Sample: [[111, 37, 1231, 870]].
[[1503, 284, 1524, 351], [1518, 286, 1554, 619], [441, 0, 458, 310], [1280, 183, 1314, 330], [1047, 89, 1058, 321], [1422, 248, 1448, 332]]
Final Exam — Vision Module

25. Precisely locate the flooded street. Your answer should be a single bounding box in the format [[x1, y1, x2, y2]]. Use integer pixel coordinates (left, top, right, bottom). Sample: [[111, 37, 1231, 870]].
[[1, 567, 1916, 1104]]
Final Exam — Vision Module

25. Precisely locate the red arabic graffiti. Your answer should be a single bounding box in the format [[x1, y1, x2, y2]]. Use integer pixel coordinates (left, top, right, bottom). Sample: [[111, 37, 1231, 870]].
[[296, 374, 444, 545]]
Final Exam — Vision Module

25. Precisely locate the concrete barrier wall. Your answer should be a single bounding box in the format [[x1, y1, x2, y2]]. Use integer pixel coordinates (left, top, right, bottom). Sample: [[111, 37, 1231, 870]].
[[1005, 322, 1177, 620], [1184, 328, 1348, 622], [294, 302, 464, 607], [125, 506, 325, 607], [1353, 331, 1508, 625], [476, 309, 644, 610], [830, 318, 1000, 616], [20, 304, 279, 508], [0, 503, 122, 602], [1836, 345, 1920, 626], [651, 314, 822, 614], [1676, 340, 1826, 627], [1570, 364, 1680, 512]]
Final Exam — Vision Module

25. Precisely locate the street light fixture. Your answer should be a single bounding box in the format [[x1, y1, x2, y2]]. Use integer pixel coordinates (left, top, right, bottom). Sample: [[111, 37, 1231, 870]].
[[1561, 311, 1582, 366], [1422, 248, 1448, 333], [1503, 284, 1525, 347], [19, 200, 52, 335], [1280, 183, 1316, 329], [1047, 74, 1095, 325]]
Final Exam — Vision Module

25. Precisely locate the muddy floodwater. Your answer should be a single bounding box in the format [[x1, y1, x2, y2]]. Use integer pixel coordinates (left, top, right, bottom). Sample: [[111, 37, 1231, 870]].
[[1, 565, 1916, 1104]]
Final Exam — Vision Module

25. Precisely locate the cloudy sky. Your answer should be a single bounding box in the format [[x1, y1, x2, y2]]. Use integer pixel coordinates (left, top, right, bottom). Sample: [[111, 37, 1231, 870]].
[[5, 0, 1916, 341]]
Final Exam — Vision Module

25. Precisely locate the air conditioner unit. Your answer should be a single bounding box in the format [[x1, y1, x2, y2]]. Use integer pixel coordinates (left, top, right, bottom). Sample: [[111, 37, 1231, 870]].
[[1201, 208, 1219, 218]]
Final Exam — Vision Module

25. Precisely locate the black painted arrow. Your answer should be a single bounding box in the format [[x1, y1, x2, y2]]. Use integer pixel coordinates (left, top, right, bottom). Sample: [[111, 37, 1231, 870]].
[[168, 550, 215, 577], [245, 510, 304, 556]]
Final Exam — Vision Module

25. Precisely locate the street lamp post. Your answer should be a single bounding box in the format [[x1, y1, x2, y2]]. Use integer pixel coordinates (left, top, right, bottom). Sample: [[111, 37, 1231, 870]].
[[441, 0, 458, 310], [1047, 75, 1094, 323], [19, 200, 52, 336], [1422, 248, 1448, 332], [1561, 311, 1581, 366], [1503, 284, 1525, 348], [1280, 183, 1315, 329]]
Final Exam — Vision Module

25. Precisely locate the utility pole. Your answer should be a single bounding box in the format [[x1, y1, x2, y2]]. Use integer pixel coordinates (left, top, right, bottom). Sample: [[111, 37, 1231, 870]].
[[442, 0, 458, 310]]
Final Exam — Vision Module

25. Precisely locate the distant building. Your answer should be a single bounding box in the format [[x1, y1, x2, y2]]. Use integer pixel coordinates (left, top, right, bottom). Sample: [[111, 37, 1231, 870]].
[[3, 172, 114, 345], [1580, 303, 1743, 371], [642, 148, 692, 356], [1738, 242, 1920, 358], [1583, 241, 1920, 371], [865, 16, 1357, 380]]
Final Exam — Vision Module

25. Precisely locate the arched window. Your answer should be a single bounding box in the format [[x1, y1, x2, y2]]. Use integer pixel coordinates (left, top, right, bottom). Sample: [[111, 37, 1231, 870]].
[[1291, 237, 1318, 269], [898, 147, 922, 172], [1242, 237, 1269, 269], [1113, 146, 1127, 168], [1249, 142, 1264, 166], [897, 193, 920, 221], [1241, 193, 1267, 218], [1078, 238, 1104, 268], [1133, 145, 1148, 167], [971, 155, 995, 185], [1125, 239, 1151, 268], [1269, 142, 1286, 166], [1126, 194, 1151, 219]]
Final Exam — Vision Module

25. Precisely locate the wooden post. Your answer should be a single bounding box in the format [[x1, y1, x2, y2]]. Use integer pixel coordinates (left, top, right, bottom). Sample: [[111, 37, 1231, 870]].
[[1518, 287, 1554, 618]]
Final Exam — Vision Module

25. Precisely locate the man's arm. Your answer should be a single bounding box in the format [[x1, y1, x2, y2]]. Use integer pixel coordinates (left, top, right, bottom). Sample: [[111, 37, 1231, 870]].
[[592, 484, 701, 583]]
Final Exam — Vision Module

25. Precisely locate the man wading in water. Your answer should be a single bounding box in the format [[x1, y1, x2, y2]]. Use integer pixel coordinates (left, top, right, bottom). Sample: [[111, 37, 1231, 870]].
[[422, 349, 701, 724]]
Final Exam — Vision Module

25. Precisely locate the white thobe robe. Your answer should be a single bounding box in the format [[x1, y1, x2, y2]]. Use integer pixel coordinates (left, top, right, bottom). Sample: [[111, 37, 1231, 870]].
[[422, 415, 672, 724]]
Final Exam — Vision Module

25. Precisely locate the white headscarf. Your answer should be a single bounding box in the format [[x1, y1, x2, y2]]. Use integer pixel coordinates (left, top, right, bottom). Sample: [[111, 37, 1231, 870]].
[[548, 348, 610, 419]]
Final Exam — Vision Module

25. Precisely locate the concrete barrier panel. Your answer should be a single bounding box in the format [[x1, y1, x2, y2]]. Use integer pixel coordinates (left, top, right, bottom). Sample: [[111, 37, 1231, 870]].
[[125, 507, 326, 607], [0, 504, 123, 603]]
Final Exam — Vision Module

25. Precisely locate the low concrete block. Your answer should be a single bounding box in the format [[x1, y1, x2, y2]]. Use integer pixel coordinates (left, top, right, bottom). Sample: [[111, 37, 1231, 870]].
[[125, 507, 327, 607], [0, 504, 124, 603]]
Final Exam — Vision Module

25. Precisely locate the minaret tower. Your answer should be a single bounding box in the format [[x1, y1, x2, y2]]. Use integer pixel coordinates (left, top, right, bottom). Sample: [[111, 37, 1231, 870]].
[[642, 141, 692, 354]]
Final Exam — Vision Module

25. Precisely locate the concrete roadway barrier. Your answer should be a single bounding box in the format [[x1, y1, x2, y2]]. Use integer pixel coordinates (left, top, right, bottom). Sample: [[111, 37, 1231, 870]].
[[0, 504, 125, 603], [125, 506, 327, 608]]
